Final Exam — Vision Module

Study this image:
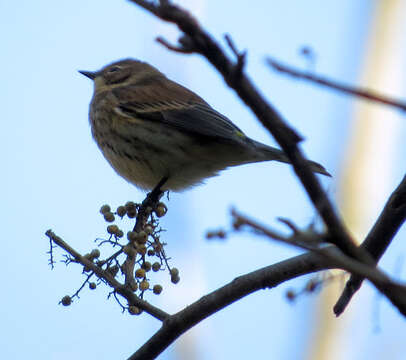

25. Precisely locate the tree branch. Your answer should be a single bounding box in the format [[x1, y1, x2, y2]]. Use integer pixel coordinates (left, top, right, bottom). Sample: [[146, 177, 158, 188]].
[[230, 208, 406, 317], [128, 251, 331, 359], [266, 57, 406, 112], [334, 174, 406, 315], [46, 230, 169, 321]]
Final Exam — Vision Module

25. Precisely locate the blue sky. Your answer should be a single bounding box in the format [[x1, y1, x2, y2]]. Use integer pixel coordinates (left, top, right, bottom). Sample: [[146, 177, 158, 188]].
[[2, 1, 406, 359]]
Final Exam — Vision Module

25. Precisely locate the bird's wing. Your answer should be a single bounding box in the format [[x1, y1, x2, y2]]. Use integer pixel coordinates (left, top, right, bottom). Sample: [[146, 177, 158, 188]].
[[112, 82, 247, 143]]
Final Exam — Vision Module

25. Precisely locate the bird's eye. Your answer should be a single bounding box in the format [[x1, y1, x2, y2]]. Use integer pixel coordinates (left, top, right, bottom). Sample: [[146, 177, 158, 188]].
[[104, 64, 130, 84], [107, 66, 121, 73]]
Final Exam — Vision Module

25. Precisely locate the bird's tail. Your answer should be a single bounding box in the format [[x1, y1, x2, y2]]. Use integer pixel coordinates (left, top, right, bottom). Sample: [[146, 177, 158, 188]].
[[252, 141, 331, 177]]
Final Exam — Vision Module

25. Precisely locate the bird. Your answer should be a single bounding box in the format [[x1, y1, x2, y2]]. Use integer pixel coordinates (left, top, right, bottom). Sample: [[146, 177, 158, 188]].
[[79, 59, 329, 192]]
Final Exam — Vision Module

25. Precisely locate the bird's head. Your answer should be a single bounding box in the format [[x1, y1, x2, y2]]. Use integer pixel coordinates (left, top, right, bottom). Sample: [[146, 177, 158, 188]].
[[79, 59, 164, 92]]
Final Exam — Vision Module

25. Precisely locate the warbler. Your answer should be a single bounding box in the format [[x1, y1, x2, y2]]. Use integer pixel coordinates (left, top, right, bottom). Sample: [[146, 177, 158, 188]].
[[79, 59, 329, 191]]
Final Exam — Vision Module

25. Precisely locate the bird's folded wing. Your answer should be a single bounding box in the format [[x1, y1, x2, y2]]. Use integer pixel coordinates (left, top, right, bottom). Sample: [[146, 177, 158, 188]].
[[113, 84, 247, 143]]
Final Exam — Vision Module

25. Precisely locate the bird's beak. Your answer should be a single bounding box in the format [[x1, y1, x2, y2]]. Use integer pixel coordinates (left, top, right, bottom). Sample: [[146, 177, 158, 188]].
[[78, 70, 97, 80]]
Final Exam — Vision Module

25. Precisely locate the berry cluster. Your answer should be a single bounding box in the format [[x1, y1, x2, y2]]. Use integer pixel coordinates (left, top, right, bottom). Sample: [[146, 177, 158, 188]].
[[60, 199, 179, 314]]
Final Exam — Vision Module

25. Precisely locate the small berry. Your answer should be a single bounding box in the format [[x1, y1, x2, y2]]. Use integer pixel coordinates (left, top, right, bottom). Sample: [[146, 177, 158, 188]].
[[104, 212, 115, 223], [128, 306, 142, 315], [135, 268, 146, 278], [155, 202, 167, 217], [125, 201, 137, 212], [171, 275, 180, 284], [152, 262, 161, 272], [170, 268, 179, 277], [99, 204, 111, 214], [127, 210, 137, 219], [142, 261, 152, 272], [123, 245, 136, 257], [136, 231, 147, 245], [107, 225, 119, 235], [139, 280, 149, 291], [147, 249, 155, 256], [61, 295, 72, 306], [90, 249, 100, 259], [116, 205, 126, 217], [89, 282, 96, 290], [144, 225, 154, 235], [153, 284, 163, 295], [125, 202, 137, 218], [127, 231, 137, 242]]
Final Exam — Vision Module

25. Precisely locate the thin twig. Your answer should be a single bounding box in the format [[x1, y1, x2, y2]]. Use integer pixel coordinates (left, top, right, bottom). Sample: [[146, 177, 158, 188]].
[[156, 36, 194, 53], [224, 34, 246, 77], [334, 174, 406, 316], [46, 230, 169, 321], [231, 209, 406, 316], [266, 57, 406, 112]]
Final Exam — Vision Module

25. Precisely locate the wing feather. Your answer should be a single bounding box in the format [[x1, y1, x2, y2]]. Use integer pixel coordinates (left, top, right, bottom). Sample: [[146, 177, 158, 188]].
[[112, 78, 246, 142]]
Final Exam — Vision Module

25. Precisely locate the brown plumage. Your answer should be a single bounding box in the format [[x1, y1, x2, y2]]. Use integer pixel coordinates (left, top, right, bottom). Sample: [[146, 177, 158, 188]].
[[80, 59, 329, 191]]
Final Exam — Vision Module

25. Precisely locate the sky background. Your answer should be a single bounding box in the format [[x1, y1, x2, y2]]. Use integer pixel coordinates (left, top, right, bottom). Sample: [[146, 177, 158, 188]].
[[1, 0, 406, 359]]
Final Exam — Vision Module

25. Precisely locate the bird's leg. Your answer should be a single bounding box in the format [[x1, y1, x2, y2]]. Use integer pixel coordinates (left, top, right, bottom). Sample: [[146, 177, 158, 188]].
[[147, 176, 169, 204], [134, 177, 168, 232]]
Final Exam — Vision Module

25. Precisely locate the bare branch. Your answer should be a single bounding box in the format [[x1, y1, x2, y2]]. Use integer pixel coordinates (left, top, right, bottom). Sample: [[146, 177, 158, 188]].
[[224, 34, 246, 77], [231, 209, 406, 316], [334, 174, 406, 316], [45, 230, 169, 321], [128, 251, 332, 359], [156, 36, 194, 53], [266, 57, 406, 112]]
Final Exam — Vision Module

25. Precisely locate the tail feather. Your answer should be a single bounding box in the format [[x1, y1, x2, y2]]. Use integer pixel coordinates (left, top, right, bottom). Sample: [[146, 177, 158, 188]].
[[252, 141, 331, 177]]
